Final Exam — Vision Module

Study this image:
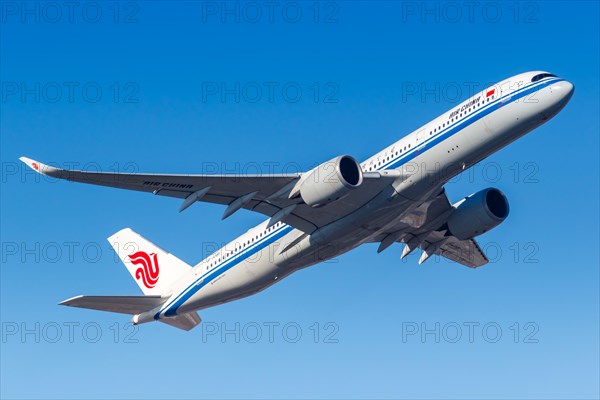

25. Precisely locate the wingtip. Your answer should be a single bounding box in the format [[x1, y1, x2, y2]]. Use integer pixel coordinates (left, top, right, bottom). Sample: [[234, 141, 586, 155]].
[[19, 156, 40, 172], [59, 295, 84, 306], [19, 156, 57, 175]]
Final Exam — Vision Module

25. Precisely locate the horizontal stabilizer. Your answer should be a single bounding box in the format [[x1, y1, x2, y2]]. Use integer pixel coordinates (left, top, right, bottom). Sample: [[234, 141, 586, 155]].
[[160, 312, 202, 331], [60, 295, 167, 315]]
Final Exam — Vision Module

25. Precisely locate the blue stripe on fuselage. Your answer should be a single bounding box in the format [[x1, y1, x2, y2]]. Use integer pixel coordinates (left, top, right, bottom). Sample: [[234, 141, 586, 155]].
[[158, 224, 293, 318], [376, 78, 562, 171]]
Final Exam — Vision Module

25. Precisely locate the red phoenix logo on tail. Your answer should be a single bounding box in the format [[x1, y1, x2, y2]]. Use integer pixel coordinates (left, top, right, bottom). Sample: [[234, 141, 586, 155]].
[[128, 251, 160, 289]]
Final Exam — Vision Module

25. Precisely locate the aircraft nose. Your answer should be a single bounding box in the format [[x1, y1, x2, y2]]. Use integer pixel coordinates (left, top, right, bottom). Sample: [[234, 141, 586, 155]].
[[551, 80, 575, 104]]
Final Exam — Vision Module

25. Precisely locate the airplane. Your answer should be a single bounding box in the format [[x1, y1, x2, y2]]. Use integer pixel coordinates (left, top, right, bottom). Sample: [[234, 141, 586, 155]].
[[20, 71, 574, 331]]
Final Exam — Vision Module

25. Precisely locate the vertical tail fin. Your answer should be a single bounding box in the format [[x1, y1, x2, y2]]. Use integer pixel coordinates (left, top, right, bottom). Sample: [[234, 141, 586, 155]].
[[108, 228, 191, 295]]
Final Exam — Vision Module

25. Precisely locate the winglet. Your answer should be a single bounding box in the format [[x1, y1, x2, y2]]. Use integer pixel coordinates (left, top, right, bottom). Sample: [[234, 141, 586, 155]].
[[19, 157, 59, 176]]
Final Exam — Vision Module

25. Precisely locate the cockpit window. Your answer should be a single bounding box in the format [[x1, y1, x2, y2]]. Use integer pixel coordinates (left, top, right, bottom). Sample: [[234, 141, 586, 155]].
[[531, 73, 557, 82]]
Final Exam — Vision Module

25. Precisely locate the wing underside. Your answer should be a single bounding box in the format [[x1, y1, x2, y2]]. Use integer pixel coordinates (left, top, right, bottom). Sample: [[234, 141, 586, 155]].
[[20, 157, 399, 234], [423, 234, 488, 268]]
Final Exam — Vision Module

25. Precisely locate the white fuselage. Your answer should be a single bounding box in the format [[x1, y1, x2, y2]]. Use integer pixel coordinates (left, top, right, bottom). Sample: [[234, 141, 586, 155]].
[[151, 71, 573, 320]]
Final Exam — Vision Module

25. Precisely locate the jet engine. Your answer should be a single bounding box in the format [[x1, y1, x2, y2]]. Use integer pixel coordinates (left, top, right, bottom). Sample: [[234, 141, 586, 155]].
[[299, 155, 363, 207], [446, 188, 510, 240]]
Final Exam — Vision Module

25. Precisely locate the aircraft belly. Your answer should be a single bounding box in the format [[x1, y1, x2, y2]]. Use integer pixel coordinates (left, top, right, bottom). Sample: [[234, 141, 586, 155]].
[[177, 250, 281, 312]]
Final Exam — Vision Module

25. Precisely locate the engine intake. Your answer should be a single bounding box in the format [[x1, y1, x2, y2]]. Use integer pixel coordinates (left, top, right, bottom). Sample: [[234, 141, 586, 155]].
[[446, 188, 509, 240], [300, 155, 363, 207]]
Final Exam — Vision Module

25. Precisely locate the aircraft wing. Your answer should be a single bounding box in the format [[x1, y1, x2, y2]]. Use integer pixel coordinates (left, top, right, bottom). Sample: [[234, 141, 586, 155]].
[[435, 236, 488, 268], [411, 230, 488, 268], [20, 157, 399, 234], [373, 189, 488, 268]]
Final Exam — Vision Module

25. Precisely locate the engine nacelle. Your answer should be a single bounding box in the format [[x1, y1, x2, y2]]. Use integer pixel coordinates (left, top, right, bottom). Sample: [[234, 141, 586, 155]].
[[300, 155, 363, 207], [446, 188, 510, 240]]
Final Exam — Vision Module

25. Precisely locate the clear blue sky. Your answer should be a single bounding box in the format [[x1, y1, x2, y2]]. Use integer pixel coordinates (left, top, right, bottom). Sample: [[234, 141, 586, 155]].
[[1, 1, 598, 399]]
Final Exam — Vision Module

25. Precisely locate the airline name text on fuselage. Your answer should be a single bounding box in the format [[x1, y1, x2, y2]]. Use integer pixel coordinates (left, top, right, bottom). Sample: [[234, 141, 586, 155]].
[[449, 96, 481, 119]]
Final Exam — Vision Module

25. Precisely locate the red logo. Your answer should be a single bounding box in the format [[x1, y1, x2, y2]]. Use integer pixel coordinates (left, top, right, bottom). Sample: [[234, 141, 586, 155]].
[[32, 162, 39, 171], [128, 251, 160, 289]]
